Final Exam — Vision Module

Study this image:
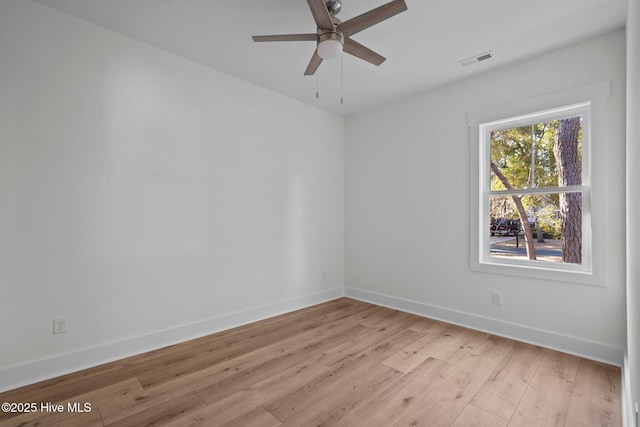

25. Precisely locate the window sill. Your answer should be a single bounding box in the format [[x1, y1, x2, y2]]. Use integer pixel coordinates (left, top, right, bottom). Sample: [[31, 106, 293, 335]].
[[471, 257, 605, 286]]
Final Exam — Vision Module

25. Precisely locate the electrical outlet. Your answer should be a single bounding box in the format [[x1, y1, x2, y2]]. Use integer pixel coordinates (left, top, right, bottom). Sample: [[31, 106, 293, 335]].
[[492, 292, 503, 306], [53, 317, 67, 334]]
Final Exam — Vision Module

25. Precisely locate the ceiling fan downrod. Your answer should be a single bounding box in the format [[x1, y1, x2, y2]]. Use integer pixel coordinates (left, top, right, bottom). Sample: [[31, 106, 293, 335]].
[[325, 0, 341, 16]]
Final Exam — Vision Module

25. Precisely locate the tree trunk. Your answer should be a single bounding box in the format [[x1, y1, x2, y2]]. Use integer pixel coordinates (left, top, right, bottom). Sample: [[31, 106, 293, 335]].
[[554, 118, 582, 264], [490, 161, 537, 260]]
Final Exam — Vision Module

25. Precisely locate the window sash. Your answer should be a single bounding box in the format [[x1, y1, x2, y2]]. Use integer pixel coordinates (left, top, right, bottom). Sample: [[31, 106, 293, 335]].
[[484, 189, 590, 271]]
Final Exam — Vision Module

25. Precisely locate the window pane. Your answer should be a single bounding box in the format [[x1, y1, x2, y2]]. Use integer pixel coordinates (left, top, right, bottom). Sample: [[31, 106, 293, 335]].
[[489, 192, 582, 264], [490, 117, 582, 190]]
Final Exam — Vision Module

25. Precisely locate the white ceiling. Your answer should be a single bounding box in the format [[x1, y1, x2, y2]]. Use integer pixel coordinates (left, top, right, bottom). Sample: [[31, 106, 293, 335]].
[[34, 0, 627, 116]]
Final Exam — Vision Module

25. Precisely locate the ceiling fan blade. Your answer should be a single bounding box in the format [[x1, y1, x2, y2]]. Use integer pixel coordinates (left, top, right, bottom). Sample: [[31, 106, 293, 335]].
[[338, 0, 407, 37], [304, 50, 323, 75], [307, 0, 335, 30], [343, 38, 386, 66], [253, 34, 317, 42]]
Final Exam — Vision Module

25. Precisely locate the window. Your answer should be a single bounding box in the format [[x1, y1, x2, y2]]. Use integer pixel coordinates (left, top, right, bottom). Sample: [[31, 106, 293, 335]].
[[469, 82, 609, 285]]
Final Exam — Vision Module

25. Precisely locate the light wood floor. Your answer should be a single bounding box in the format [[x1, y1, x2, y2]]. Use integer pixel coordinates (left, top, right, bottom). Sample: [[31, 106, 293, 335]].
[[0, 298, 621, 426]]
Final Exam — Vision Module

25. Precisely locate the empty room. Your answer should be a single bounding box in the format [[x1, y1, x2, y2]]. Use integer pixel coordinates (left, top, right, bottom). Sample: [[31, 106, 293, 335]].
[[1, 0, 639, 426]]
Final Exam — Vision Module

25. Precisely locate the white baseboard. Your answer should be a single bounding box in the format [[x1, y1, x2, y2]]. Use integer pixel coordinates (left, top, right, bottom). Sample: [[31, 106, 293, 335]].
[[623, 352, 637, 427], [345, 287, 624, 367], [0, 287, 345, 393]]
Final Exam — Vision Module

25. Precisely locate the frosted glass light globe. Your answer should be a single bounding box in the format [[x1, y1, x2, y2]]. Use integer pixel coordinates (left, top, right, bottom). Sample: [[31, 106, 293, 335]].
[[317, 39, 343, 60]]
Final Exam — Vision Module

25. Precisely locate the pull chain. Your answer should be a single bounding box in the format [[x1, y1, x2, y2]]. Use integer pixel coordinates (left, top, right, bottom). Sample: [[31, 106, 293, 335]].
[[314, 58, 345, 104], [340, 54, 344, 104]]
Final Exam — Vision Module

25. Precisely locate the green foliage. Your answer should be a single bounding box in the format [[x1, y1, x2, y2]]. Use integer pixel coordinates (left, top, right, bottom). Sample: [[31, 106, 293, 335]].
[[489, 117, 582, 232], [533, 204, 562, 239], [490, 122, 559, 191]]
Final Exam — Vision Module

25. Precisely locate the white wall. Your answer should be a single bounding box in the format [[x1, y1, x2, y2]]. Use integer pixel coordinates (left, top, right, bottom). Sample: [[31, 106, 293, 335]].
[[0, 0, 344, 378], [627, 0, 640, 422], [346, 30, 627, 363]]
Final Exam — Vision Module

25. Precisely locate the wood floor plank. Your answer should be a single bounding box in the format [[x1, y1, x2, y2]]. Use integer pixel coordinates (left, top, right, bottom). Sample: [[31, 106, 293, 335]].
[[137, 327, 312, 390], [195, 324, 374, 405], [68, 378, 144, 407], [395, 351, 508, 427], [110, 336, 326, 421], [315, 320, 414, 368], [340, 304, 385, 324], [99, 324, 366, 424], [163, 389, 266, 427], [219, 298, 363, 345], [469, 335, 515, 363], [136, 300, 367, 388], [451, 404, 508, 427], [333, 357, 454, 427], [105, 392, 207, 427], [264, 329, 421, 425], [357, 306, 415, 328], [407, 316, 439, 333], [537, 348, 581, 381], [273, 362, 402, 426], [0, 363, 137, 421], [470, 342, 545, 420], [39, 408, 104, 427], [432, 328, 489, 365], [565, 359, 622, 427], [508, 371, 574, 427], [220, 407, 282, 427], [251, 360, 331, 402], [0, 379, 143, 427], [160, 360, 320, 426], [98, 382, 206, 425], [0, 407, 103, 427], [382, 321, 465, 373]]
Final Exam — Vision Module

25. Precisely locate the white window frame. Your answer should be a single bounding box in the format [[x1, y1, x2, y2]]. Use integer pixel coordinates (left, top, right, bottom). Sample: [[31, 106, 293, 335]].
[[468, 82, 610, 286]]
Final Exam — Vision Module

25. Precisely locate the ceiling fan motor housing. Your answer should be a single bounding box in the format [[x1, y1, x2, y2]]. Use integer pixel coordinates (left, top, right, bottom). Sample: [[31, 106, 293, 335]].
[[318, 29, 344, 44]]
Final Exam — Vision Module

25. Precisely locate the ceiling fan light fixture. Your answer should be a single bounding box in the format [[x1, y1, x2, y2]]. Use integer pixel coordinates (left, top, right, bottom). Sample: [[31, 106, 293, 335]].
[[318, 39, 343, 59], [317, 31, 344, 60]]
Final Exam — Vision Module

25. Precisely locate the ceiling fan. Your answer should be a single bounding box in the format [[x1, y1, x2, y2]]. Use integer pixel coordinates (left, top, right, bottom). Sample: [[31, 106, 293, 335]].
[[252, 0, 408, 75]]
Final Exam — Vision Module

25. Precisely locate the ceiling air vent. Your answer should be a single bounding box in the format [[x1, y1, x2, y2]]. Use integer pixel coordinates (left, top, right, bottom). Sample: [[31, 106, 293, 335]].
[[459, 51, 493, 67]]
